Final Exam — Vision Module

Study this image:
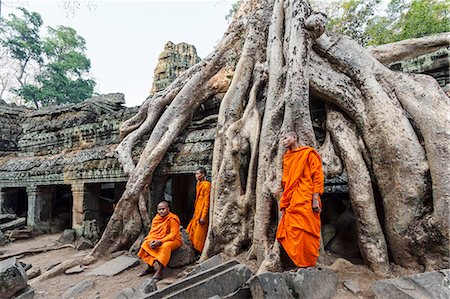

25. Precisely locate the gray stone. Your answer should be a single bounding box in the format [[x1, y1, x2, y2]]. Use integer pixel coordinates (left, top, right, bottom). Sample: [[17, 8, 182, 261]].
[[86, 255, 139, 276], [75, 237, 94, 250], [372, 269, 450, 299], [139, 278, 157, 294], [223, 286, 251, 299], [186, 253, 228, 277], [141, 260, 250, 299], [168, 228, 197, 268], [115, 287, 136, 299], [0, 230, 5, 246], [249, 268, 337, 299], [249, 273, 294, 299], [0, 257, 28, 298], [65, 265, 84, 275], [344, 279, 360, 295], [321, 224, 336, 248], [58, 229, 76, 244], [62, 279, 94, 299], [12, 286, 35, 299], [0, 214, 17, 224], [0, 217, 26, 232]]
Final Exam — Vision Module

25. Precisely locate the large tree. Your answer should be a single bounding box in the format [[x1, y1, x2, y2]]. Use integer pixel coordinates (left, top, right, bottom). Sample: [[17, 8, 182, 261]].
[[86, 0, 449, 274]]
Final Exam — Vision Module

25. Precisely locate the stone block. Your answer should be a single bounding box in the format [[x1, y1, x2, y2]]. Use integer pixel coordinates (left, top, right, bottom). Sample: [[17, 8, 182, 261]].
[[115, 287, 136, 299], [372, 269, 450, 299], [249, 268, 337, 299], [0, 230, 6, 246], [62, 279, 94, 299], [76, 236, 94, 250], [168, 228, 197, 268], [0, 257, 28, 298], [86, 255, 139, 276], [139, 278, 157, 294], [0, 217, 26, 232], [58, 229, 76, 244], [187, 253, 228, 277], [141, 260, 249, 299], [0, 214, 17, 224]]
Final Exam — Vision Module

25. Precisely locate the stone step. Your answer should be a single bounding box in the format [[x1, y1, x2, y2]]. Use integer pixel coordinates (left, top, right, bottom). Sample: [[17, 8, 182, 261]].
[[0, 218, 26, 232], [0, 214, 17, 224], [140, 260, 251, 299]]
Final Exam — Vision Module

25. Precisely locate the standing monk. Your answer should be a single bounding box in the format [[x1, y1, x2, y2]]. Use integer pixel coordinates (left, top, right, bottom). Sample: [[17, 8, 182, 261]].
[[276, 131, 324, 268], [138, 200, 182, 280], [186, 167, 211, 252]]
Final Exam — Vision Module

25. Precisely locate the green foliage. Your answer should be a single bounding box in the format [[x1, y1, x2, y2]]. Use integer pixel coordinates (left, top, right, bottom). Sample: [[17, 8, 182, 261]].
[[225, 1, 241, 22], [1, 7, 95, 107], [325, 0, 450, 46]]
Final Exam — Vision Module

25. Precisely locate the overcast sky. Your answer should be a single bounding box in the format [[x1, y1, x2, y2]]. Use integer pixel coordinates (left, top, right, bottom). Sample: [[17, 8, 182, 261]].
[[3, 0, 236, 107]]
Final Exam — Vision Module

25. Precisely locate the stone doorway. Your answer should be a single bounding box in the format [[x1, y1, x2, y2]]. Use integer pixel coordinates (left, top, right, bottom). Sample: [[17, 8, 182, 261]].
[[98, 182, 125, 232], [1, 187, 28, 217], [168, 174, 197, 227], [51, 185, 73, 232]]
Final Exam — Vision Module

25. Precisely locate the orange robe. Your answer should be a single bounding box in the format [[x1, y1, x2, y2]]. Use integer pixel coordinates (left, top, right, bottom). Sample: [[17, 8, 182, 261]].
[[276, 146, 324, 267], [138, 212, 182, 267], [186, 181, 211, 252]]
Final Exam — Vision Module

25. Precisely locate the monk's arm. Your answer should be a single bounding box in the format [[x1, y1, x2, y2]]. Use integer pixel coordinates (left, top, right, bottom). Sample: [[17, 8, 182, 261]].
[[200, 185, 211, 221], [159, 218, 180, 243], [309, 153, 324, 195]]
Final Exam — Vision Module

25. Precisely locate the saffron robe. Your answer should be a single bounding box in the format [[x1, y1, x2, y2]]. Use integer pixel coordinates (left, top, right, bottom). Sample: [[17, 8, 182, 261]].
[[138, 212, 182, 267], [276, 146, 324, 267], [186, 180, 211, 252]]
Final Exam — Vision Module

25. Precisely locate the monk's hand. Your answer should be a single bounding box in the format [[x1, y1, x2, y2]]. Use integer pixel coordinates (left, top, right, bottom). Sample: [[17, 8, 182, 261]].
[[312, 198, 321, 213], [199, 218, 206, 225]]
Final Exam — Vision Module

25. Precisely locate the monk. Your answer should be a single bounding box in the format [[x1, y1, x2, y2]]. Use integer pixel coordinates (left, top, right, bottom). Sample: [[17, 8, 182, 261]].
[[276, 131, 324, 268], [186, 167, 211, 252], [137, 200, 182, 280]]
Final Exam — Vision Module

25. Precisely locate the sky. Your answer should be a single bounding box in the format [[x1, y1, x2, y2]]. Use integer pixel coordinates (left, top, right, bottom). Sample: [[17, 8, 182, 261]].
[[3, 0, 237, 107]]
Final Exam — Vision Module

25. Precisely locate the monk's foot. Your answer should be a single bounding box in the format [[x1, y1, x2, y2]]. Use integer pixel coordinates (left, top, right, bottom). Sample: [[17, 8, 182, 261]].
[[152, 274, 162, 281], [137, 266, 154, 277]]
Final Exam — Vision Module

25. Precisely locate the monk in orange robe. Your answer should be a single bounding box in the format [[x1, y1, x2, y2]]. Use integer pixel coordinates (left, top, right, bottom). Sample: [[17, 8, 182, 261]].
[[186, 167, 211, 252], [276, 131, 324, 268], [137, 200, 182, 280]]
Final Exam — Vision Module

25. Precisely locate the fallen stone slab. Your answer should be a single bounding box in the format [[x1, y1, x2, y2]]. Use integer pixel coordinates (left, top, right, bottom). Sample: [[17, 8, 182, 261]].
[[0, 257, 28, 298], [0, 231, 6, 246], [0, 214, 17, 224], [0, 217, 26, 232], [372, 269, 450, 299], [141, 260, 251, 299], [5, 228, 33, 240], [76, 237, 94, 250], [62, 279, 94, 299], [139, 278, 158, 294], [250, 268, 338, 299], [186, 253, 229, 277], [86, 255, 139, 276], [65, 265, 84, 275], [115, 287, 136, 299], [344, 279, 360, 295]]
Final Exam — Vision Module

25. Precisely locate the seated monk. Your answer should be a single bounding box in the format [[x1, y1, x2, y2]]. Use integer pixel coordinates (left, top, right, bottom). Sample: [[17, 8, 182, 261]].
[[137, 200, 182, 280]]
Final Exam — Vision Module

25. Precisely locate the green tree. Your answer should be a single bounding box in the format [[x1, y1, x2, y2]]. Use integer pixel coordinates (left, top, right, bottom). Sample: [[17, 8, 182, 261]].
[[322, 0, 450, 46], [1, 7, 95, 107]]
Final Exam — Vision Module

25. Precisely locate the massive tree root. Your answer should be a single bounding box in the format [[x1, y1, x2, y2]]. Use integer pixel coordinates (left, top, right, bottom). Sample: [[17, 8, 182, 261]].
[[88, 0, 449, 273]]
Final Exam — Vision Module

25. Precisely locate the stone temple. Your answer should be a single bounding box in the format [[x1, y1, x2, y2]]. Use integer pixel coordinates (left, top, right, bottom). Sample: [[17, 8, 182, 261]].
[[0, 39, 448, 258]]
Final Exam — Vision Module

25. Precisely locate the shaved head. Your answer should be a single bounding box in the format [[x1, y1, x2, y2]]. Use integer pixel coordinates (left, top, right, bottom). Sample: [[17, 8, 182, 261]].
[[284, 131, 298, 140]]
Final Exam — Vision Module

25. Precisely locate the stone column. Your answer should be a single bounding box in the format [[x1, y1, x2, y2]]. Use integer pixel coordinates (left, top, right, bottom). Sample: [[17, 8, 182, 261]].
[[71, 182, 101, 236], [26, 185, 54, 231], [71, 183, 85, 235]]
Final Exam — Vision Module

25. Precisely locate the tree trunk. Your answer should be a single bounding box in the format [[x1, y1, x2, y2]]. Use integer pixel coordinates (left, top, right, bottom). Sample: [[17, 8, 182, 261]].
[[87, 0, 449, 273]]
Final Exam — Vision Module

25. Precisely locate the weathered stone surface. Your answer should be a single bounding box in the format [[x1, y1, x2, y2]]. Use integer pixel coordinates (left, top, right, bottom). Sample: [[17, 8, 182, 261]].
[[0, 230, 6, 246], [249, 269, 337, 299], [372, 269, 450, 299], [86, 255, 139, 276], [5, 228, 33, 240], [186, 253, 229, 277], [142, 260, 249, 299], [11, 286, 35, 299], [0, 217, 26, 231], [150, 41, 201, 95], [321, 224, 336, 248], [76, 237, 94, 250], [139, 278, 157, 294], [65, 265, 84, 275], [344, 279, 360, 295], [115, 287, 136, 299], [58, 229, 76, 244], [168, 228, 197, 268], [0, 214, 17, 224], [62, 279, 94, 299], [0, 257, 28, 298]]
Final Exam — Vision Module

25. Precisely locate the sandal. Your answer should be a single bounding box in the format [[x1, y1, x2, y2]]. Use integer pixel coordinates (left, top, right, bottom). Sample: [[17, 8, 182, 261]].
[[152, 275, 162, 281], [137, 267, 154, 277]]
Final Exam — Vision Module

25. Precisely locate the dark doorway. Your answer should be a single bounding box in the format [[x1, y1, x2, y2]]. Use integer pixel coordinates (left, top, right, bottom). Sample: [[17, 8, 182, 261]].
[[51, 185, 73, 232], [2, 187, 28, 217], [98, 182, 125, 233], [170, 174, 197, 227]]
